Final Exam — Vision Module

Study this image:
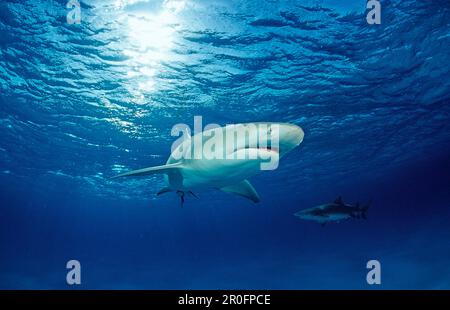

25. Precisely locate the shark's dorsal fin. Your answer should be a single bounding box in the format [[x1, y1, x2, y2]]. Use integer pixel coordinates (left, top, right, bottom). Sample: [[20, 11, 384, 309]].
[[220, 180, 260, 203], [112, 162, 183, 179], [334, 196, 343, 205]]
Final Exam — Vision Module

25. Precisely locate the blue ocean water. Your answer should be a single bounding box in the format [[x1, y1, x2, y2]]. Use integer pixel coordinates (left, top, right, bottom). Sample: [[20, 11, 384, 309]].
[[0, 0, 449, 289]]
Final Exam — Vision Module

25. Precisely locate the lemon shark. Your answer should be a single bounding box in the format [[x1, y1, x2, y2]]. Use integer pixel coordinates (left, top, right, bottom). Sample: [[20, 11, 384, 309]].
[[112, 122, 304, 205]]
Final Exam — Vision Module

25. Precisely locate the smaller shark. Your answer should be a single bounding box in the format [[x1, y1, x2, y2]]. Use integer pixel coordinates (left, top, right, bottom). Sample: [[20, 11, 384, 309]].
[[294, 197, 370, 226]]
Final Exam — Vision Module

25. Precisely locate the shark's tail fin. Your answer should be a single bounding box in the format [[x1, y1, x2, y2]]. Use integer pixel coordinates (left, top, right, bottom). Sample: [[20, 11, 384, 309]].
[[360, 200, 371, 220]]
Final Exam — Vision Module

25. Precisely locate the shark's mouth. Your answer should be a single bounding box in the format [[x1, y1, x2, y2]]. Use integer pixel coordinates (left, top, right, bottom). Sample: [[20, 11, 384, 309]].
[[227, 143, 280, 159], [257, 145, 279, 153], [235, 145, 279, 154]]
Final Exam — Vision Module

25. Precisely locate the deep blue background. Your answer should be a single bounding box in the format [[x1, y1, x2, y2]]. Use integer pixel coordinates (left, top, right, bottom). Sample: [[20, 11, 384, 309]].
[[0, 0, 449, 289]]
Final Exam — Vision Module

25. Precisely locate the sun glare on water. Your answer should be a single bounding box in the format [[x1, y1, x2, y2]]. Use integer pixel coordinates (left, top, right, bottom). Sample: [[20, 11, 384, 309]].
[[115, 0, 187, 102]]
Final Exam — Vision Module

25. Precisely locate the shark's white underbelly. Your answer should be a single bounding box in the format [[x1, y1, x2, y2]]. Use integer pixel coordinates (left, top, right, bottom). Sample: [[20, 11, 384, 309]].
[[172, 158, 265, 190]]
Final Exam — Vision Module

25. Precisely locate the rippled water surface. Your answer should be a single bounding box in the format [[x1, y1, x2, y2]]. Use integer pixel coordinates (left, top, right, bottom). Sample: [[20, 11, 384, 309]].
[[1, 0, 449, 289]]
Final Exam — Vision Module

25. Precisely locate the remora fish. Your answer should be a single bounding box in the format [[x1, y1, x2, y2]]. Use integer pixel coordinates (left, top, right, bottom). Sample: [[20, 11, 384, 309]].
[[294, 197, 370, 226]]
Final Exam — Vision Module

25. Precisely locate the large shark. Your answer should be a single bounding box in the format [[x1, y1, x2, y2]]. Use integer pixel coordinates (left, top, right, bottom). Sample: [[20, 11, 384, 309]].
[[112, 122, 304, 205]]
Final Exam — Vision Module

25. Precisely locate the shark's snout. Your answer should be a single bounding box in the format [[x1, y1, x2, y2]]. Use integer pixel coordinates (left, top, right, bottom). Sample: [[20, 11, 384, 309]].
[[289, 125, 304, 146], [294, 210, 304, 217], [276, 123, 304, 156]]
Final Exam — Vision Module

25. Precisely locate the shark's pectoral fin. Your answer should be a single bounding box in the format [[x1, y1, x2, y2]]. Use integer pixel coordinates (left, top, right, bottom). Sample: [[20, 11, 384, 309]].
[[220, 180, 260, 203], [111, 162, 183, 179], [157, 187, 172, 196]]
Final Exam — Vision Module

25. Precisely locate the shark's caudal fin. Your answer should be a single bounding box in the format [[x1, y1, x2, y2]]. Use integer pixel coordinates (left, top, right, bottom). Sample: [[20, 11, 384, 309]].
[[111, 163, 183, 179], [361, 200, 371, 219], [220, 180, 260, 203]]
